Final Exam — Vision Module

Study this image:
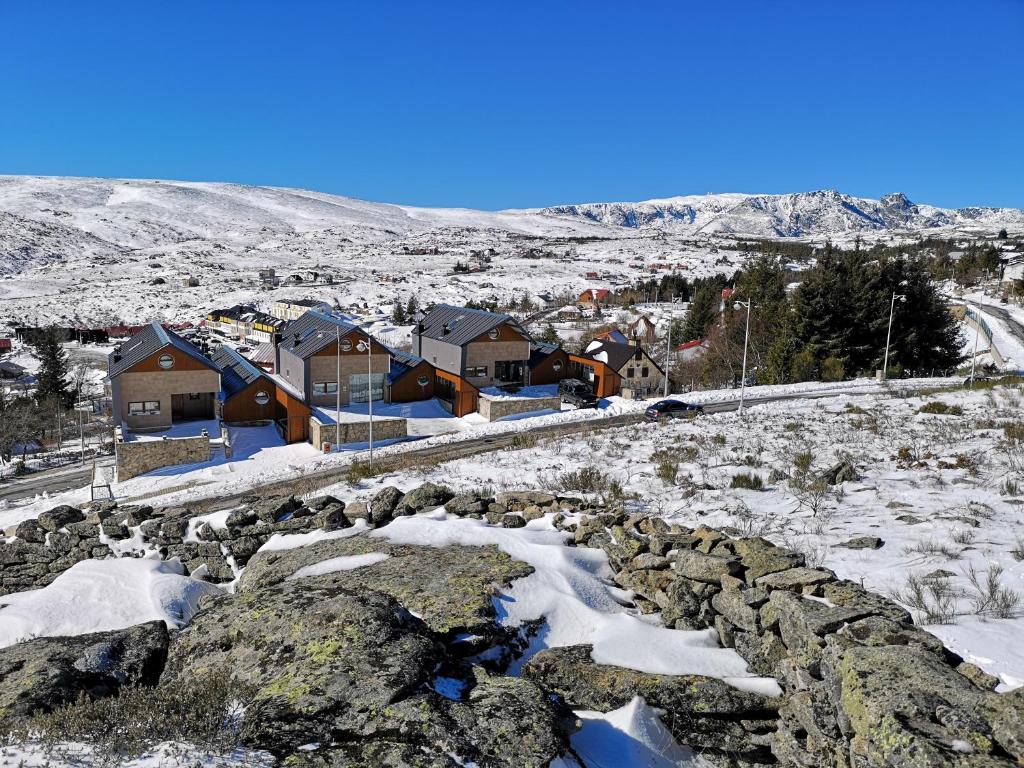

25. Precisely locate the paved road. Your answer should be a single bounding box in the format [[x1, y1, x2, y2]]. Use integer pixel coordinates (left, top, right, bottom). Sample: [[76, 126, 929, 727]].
[[0, 382, 938, 509], [970, 301, 1024, 348]]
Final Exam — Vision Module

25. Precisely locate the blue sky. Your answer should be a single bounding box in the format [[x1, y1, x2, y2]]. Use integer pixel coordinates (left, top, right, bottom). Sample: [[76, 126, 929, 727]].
[[1, 1, 1021, 209]]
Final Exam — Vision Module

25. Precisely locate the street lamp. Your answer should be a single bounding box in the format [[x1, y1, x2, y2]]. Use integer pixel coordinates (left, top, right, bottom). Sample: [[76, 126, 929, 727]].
[[356, 336, 374, 466], [882, 284, 908, 380], [733, 299, 752, 416]]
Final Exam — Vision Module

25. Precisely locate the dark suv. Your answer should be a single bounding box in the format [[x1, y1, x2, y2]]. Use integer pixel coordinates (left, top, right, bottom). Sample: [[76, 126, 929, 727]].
[[645, 399, 704, 421], [558, 378, 600, 409]]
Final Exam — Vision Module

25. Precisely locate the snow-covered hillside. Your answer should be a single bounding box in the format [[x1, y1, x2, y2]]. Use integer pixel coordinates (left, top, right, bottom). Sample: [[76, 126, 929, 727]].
[[0, 176, 1020, 326], [545, 189, 1024, 238]]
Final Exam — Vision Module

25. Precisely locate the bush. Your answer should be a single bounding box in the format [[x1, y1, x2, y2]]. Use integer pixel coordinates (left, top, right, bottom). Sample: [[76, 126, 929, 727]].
[[8, 670, 252, 767], [557, 465, 608, 493], [917, 401, 963, 416], [345, 459, 376, 484], [821, 356, 845, 382], [730, 472, 764, 491]]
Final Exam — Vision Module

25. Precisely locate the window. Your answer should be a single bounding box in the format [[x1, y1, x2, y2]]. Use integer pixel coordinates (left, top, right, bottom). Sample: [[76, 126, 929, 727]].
[[313, 381, 338, 394], [254, 390, 270, 405], [626, 367, 635, 378], [552, 360, 563, 372], [641, 367, 649, 377], [350, 373, 386, 403], [416, 374, 429, 387], [158, 354, 174, 369], [465, 366, 488, 378], [488, 328, 500, 340], [340, 338, 352, 352], [128, 401, 160, 415]]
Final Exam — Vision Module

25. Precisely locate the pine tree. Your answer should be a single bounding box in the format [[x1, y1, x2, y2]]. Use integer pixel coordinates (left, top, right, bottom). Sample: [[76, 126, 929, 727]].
[[391, 297, 408, 325], [29, 328, 71, 407], [540, 323, 560, 345], [406, 295, 419, 319], [682, 282, 719, 341]]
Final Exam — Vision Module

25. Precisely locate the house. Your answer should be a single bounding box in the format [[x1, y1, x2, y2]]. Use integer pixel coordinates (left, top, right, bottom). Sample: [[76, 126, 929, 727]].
[[387, 348, 437, 403], [593, 327, 630, 345], [246, 342, 278, 373], [585, 271, 599, 279], [259, 267, 279, 287], [627, 314, 658, 344], [528, 342, 570, 386], [271, 298, 332, 322], [0, 338, 11, 354], [274, 311, 391, 409], [675, 339, 706, 362], [1001, 255, 1024, 286], [577, 289, 611, 309], [571, 339, 664, 399], [212, 345, 277, 425], [107, 322, 221, 432], [412, 304, 532, 390]]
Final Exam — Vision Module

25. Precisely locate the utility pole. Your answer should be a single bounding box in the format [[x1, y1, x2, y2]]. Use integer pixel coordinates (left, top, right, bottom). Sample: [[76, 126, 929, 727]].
[[663, 314, 672, 397], [969, 290, 985, 388], [336, 325, 341, 449], [734, 300, 752, 416]]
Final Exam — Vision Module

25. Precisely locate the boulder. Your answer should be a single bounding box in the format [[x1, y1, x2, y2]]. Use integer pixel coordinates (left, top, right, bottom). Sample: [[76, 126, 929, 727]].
[[13, 519, 46, 544], [729, 538, 805, 584], [342, 500, 369, 524], [755, 567, 836, 592], [400, 482, 455, 513], [523, 644, 777, 760], [820, 459, 859, 485], [238, 536, 532, 645], [495, 490, 557, 511], [368, 486, 405, 525], [984, 686, 1024, 762], [0, 621, 168, 723], [314, 503, 349, 531], [36, 505, 85, 532], [444, 494, 491, 518], [838, 535, 884, 550], [675, 549, 742, 584]]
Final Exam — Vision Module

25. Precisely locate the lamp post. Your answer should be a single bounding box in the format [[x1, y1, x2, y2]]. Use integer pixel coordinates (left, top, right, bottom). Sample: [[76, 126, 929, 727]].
[[335, 325, 341, 448], [882, 285, 908, 380], [734, 299, 752, 416], [969, 287, 986, 388], [357, 336, 374, 466]]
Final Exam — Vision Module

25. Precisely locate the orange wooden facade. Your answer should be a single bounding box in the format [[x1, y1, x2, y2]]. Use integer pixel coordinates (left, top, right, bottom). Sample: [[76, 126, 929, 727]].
[[569, 354, 621, 398], [434, 369, 478, 417], [274, 385, 311, 443], [390, 359, 437, 402], [223, 378, 276, 423], [529, 347, 571, 385]]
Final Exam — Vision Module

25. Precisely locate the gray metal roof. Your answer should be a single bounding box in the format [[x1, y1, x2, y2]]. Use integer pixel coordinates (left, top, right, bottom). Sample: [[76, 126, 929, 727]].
[[529, 341, 562, 368], [386, 347, 428, 384], [582, 339, 663, 374], [414, 304, 530, 348], [107, 321, 217, 379], [279, 310, 361, 359], [212, 345, 267, 397]]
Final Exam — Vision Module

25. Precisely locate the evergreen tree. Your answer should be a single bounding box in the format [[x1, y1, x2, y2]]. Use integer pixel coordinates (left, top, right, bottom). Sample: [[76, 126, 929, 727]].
[[28, 328, 71, 406], [391, 297, 408, 325], [539, 323, 560, 345], [682, 282, 719, 341], [998, 228, 1008, 240], [406, 295, 419, 319]]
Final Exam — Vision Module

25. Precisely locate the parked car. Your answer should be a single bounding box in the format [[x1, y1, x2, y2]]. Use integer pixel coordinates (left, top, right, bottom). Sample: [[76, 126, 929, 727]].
[[558, 378, 600, 409], [645, 399, 704, 421]]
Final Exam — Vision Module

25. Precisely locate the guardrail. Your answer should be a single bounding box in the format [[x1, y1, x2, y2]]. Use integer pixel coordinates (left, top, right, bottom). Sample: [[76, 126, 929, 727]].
[[964, 308, 1006, 367]]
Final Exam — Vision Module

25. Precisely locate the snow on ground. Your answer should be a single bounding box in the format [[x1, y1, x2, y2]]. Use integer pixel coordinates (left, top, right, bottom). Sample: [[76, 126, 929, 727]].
[[319, 381, 1024, 691], [0, 558, 222, 647], [126, 419, 221, 442], [0, 742, 276, 768], [375, 515, 779, 695], [257, 519, 369, 552], [973, 301, 1024, 370], [553, 697, 712, 768], [285, 551, 390, 580]]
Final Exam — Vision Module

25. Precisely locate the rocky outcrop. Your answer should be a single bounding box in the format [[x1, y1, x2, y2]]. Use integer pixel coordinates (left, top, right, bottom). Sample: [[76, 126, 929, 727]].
[[238, 535, 532, 648], [161, 575, 569, 765], [564, 507, 1024, 768], [0, 621, 168, 722]]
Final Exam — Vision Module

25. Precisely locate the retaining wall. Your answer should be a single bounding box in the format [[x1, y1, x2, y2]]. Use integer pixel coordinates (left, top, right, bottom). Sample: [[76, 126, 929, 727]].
[[115, 435, 210, 481], [309, 415, 408, 449], [477, 394, 562, 421]]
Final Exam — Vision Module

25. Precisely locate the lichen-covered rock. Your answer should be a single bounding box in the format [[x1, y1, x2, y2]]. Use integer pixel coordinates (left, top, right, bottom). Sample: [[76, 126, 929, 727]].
[[13, 519, 46, 544], [400, 482, 454, 514], [494, 490, 557, 511], [984, 686, 1024, 762], [369, 486, 405, 525], [675, 549, 742, 584], [755, 566, 836, 592], [728, 537, 805, 584], [828, 642, 1000, 767], [523, 644, 778, 760], [822, 579, 913, 624], [36, 505, 85, 532], [838, 535, 885, 550], [0, 621, 168, 723], [444, 493, 491, 518], [238, 536, 532, 644]]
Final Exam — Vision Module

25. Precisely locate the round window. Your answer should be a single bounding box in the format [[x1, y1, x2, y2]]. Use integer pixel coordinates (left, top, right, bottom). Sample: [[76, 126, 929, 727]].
[[340, 339, 352, 352], [417, 374, 429, 387], [488, 328, 500, 340], [158, 354, 174, 369], [254, 390, 270, 406], [552, 360, 563, 372]]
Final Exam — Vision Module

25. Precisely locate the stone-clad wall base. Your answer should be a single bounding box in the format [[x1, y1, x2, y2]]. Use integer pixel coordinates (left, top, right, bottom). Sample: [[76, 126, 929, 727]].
[[308, 415, 407, 449], [115, 436, 210, 481], [478, 395, 562, 421]]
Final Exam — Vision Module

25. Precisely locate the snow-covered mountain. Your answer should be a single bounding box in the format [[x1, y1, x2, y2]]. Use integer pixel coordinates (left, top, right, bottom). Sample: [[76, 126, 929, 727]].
[[543, 189, 1024, 238]]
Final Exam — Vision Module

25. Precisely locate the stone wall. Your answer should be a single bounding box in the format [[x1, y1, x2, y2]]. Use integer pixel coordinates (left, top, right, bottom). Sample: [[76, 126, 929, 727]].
[[115, 435, 210, 481], [565, 510, 1022, 768], [308, 415, 408, 449], [477, 394, 562, 421]]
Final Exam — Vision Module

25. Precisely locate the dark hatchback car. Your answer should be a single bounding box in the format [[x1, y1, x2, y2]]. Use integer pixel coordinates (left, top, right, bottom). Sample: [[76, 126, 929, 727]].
[[645, 399, 704, 421], [558, 378, 600, 409]]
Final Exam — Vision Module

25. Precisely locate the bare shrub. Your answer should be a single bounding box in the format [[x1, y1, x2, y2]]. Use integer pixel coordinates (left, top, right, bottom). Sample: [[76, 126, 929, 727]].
[[891, 573, 960, 625], [904, 539, 963, 561], [950, 528, 976, 546], [965, 564, 1021, 619], [557, 465, 608, 493], [729, 472, 764, 491]]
